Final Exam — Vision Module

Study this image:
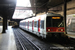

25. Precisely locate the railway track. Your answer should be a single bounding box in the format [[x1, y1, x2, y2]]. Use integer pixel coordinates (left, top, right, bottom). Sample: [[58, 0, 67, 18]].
[[13, 28, 75, 50], [17, 28, 70, 50], [13, 28, 41, 50]]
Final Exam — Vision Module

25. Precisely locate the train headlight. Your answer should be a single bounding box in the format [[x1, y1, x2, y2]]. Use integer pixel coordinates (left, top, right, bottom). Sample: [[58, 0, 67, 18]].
[[61, 29, 63, 31], [48, 29, 50, 31]]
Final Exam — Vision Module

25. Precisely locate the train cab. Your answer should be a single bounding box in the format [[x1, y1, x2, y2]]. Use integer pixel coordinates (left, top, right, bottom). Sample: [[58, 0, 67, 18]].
[[45, 13, 65, 38]]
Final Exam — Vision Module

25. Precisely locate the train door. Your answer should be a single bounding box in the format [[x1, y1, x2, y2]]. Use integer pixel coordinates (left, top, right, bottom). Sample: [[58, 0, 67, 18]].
[[40, 20, 44, 33]]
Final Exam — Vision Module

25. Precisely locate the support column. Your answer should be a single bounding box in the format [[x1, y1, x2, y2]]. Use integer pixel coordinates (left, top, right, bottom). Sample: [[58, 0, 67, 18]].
[[17, 21, 19, 27], [5, 16, 7, 29], [2, 16, 6, 33], [64, 0, 67, 34]]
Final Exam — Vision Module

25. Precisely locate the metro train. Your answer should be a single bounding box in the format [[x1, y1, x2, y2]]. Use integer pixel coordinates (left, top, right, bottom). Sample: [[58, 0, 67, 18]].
[[19, 13, 67, 38], [67, 14, 75, 31]]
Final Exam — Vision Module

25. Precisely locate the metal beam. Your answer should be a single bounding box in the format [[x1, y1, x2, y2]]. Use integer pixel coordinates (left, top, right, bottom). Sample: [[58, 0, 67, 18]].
[[49, 7, 62, 11], [16, 7, 36, 10]]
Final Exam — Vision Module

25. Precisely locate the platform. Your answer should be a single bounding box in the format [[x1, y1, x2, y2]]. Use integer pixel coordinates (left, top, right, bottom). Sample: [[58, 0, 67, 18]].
[[67, 31, 75, 39], [0, 26, 17, 50]]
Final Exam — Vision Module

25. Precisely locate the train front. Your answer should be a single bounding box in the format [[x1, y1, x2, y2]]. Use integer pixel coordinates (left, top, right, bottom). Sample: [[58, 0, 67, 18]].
[[46, 14, 66, 38]]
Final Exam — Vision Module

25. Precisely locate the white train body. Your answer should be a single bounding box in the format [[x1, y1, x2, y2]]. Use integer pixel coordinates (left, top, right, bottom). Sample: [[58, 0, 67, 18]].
[[20, 13, 66, 38]]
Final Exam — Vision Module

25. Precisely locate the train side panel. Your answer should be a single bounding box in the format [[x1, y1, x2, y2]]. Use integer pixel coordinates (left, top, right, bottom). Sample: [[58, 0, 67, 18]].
[[33, 17, 38, 35], [39, 14, 47, 38], [20, 20, 25, 30], [28, 18, 32, 32]]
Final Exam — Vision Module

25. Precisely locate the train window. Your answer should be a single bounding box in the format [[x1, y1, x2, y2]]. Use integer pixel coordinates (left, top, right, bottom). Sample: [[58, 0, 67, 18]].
[[27, 21, 29, 26], [58, 21, 64, 27], [46, 16, 64, 27], [40, 20, 44, 29], [21, 22, 23, 25], [25, 22, 27, 26], [22, 22, 24, 26], [26, 22, 28, 26], [46, 17, 51, 27], [52, 17, 63, 27], [25, 22, 26, 26], [29, 22, 32, 27], [26, 22, 27, 26], [32, 20, 34, 27], [20, 22, 23, 26], [34, 21, 37, 27], [72, 19, 75, 22]]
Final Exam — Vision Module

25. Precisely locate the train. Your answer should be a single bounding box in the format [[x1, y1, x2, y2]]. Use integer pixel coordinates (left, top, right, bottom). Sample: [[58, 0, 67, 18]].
[[19, 13, 67, 38], [67, 14, 75, 31]]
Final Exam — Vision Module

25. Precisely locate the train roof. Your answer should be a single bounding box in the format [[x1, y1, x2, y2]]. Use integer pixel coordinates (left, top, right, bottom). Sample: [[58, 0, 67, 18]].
[[20, 13, 63, 22], [67, 14, 75, 19], [46, 13, 63, 17]]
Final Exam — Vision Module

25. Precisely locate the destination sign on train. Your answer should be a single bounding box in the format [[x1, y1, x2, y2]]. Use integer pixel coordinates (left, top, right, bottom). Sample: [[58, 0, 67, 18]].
[[52, 17, 60, 19]]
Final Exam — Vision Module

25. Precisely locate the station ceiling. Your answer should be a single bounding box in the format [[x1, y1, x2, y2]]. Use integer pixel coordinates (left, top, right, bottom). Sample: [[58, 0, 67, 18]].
[[0, 0, 16, 19], [31, 0, 71, 14], [0, 0, 71, 19]]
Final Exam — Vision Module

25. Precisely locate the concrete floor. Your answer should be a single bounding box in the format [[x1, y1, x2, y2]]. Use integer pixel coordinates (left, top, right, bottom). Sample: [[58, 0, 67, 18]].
[[0, 26, 17, 50]]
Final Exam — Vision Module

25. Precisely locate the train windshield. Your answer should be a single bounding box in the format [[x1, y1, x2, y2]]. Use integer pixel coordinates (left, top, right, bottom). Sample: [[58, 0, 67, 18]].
[[46, 16, 64, 27], [58, 21, 64, 27]]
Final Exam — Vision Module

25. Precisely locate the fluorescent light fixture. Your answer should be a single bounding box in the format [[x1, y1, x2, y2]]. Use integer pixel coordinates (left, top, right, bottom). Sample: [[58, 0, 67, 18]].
[[12, 10, 33, 19]]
